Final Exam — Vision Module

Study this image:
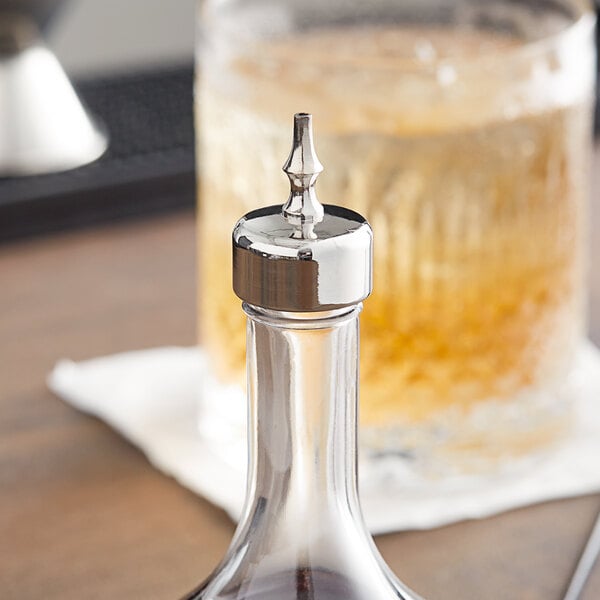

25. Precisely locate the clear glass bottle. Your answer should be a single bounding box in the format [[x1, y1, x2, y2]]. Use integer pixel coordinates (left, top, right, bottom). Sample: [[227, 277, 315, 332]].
[[183, 114, 421, 599]]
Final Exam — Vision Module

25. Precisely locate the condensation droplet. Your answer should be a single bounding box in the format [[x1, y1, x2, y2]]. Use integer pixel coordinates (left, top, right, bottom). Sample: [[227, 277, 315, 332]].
[[414, 38, 437, 64], [436, 63, 457, 87]]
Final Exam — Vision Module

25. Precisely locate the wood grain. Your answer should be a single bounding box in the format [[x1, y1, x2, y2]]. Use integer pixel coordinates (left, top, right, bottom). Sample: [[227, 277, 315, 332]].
[[1, 206, 599, 600]]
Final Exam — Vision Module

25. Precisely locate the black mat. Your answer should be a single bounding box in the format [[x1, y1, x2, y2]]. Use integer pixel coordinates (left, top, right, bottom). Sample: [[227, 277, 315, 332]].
[[0, 65, 196, 243]]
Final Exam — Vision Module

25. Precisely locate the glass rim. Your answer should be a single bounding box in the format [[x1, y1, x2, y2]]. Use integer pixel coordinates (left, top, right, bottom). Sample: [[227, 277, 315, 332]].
[[204, 0, 597, 75]]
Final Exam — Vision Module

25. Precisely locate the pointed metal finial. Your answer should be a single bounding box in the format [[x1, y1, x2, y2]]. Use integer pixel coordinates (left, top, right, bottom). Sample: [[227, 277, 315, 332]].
[[282, 113, 324, 239]]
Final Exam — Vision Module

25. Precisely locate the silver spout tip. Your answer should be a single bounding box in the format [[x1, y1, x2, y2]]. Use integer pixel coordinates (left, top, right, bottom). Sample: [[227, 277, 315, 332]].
[[283, 113, 324, 179], [282, 113, 325, 238]]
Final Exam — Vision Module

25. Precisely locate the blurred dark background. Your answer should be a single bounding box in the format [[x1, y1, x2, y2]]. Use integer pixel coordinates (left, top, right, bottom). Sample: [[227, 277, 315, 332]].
[[0, 0, 195, 242]]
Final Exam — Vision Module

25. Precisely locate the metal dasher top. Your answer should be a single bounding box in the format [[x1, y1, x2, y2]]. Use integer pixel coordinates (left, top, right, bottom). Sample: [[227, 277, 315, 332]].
[[232, 113, 373, 312]]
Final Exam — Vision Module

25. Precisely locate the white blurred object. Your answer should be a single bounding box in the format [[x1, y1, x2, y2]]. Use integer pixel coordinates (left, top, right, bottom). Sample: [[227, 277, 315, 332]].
[[48, 342, 600, 534], [0, 1, 107, 175]]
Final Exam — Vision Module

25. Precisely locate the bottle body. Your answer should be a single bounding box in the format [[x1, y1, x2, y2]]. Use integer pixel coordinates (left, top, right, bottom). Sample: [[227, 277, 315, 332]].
[[184, 305, 420, 600]]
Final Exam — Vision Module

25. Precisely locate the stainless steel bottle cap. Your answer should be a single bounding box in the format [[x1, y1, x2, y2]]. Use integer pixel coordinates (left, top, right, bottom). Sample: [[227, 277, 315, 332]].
[[232, 113, 373, 312]]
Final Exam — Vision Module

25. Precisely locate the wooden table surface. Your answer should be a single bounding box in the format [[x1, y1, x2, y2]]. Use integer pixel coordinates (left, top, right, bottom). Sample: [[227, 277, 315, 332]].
[[1, 200, 600, 599]]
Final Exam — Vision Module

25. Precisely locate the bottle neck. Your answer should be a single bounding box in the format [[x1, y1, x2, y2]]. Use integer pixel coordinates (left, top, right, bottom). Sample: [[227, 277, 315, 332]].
[[243, 304, 363, 529]]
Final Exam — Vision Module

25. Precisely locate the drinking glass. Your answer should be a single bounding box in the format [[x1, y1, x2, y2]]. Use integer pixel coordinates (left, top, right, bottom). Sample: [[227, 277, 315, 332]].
[[196, 0, 596, 476]]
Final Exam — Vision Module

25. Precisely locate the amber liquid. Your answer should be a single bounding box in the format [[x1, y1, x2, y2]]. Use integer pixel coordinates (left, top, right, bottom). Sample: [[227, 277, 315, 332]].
[[197, 27, 592, 454]]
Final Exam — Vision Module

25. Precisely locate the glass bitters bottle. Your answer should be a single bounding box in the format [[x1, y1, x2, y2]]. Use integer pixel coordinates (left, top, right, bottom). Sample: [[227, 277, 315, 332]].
[[183, 114, 422, 600]]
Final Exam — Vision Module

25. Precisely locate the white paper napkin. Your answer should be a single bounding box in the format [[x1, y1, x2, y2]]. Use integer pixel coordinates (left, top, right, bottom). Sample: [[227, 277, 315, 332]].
[[48, 344, 600, 534]]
